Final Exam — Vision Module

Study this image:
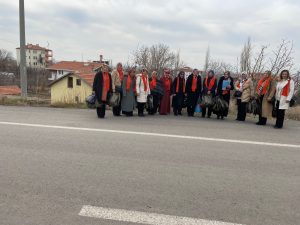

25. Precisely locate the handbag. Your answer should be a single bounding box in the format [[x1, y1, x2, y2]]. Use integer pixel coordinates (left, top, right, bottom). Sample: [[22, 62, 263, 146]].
[[86, 94, 96, 108], [109, 92, 120, 107], [194, 104, 202, 113], [146, 95, 154, 110], [289, 96, 296, 107], [201, 94, 213, 107]]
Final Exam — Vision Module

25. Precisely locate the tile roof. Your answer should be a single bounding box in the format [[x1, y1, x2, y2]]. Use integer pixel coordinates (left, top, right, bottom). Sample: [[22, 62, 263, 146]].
[[0, 86, 21, 95], [47, 61, 102, 73], [79, 73, 95, 86], [16, 44, 50, 51]]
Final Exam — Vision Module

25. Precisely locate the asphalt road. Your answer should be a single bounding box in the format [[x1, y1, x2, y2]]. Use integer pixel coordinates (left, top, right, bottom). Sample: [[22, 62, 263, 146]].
[[0, 105, 300, 225]]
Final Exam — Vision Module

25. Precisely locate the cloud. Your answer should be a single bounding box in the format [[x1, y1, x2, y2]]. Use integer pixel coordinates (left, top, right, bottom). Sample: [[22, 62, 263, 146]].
[[0, 0, 299, 71]]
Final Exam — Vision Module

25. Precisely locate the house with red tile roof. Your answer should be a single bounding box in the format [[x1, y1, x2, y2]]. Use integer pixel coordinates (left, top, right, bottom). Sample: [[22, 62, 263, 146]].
[[47, 61, 102, 81], [49, 71, 95, 105]]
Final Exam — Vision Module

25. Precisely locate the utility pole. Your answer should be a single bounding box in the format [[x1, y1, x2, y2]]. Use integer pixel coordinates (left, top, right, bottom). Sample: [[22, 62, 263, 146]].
[[19, 0, 27, 98]]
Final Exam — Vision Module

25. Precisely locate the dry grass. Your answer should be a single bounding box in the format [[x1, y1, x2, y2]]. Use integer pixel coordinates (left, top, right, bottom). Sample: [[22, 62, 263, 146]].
[[286, 106, 300, 121]]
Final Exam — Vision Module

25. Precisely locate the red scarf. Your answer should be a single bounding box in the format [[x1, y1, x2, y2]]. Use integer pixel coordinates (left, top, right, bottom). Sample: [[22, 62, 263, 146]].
[[256, 77, 271, 95], [150, 78, 157, 90], [191, 75, 197, 92], [176, 77, 185, 93], [164, 77, 171, 91], [126, 75, 131, 91], [205, 76, 216, 91], [282, 80, 290, 97], [103, 72, 110, 91], [141, 73, 148, 92], [118, 69, 124, 82]]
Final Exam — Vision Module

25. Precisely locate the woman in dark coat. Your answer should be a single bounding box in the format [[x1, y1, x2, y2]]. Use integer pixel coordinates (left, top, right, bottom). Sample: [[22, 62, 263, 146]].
[[149, 71, 163, 115], [159, 69, 172, 115], [172, 71, 185, 116], [185, 69, 202, 117], [92, 64, 112, 118], [121, 68, 136, 117], [216, 71, 234, 119], [202, 70, 217, 118]]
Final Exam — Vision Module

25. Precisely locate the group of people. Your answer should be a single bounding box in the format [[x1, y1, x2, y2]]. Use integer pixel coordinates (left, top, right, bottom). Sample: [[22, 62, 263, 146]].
[[92, 63, 295, 129]]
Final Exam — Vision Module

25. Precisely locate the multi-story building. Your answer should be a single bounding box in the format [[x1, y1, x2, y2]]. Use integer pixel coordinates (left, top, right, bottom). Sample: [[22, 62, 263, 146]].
[[16, 43, 53, 68]]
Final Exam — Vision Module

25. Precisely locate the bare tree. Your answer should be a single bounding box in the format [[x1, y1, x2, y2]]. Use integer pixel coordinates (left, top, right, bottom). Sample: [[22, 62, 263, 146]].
[[207, 59, 233, 76], [252, 45, 268, 74], [269, 39, 294, 76], [0, 49, 16, 72], [132, 43, 184, 77], [240, 37, 252, 73], [203, 46, 210, 72]]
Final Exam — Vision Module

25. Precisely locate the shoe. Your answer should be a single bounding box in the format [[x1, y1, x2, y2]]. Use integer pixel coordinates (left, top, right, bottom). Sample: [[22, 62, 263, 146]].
[[217, 116, 220, 119], [207, 116, 211, 118], [178, 112, 182, 116], [138, 114, 145, 117], [221, 117, 224, 120], [256, 122, 263, 125]]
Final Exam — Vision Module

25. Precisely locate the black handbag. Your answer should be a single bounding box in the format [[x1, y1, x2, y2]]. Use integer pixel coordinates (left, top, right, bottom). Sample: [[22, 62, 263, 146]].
[[146, 95, 154, 110], [86, 94, 96, 108], [289, 96, 296, 107]]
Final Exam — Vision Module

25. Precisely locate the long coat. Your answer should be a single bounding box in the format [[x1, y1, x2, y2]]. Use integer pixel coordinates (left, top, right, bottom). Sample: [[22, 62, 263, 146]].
[[159, 76, 172, 114], [258, 79, 276, 118], [92, 71, 112, 104], [121, 75, 136, 112], [185, 75, 202, 106], [276, 79, 295, 110], [234, 78, 254, 103], [172, 76, 185, 108], [136, 74, 150, 103], [111, 69, 122, 92]]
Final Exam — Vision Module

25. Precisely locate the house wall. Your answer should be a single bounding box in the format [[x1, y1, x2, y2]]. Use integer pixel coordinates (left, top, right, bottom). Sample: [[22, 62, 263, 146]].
[[50, 75, 92, 104]]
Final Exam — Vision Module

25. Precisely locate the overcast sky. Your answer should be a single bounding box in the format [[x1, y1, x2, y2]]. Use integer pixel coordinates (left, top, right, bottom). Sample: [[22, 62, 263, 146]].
[[0, 0, 299, 71]]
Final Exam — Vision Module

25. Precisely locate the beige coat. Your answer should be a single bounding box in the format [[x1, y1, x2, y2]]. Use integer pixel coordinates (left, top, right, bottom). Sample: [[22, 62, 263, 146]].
[[258, 79, 276, 118], [234, 78, 254, 103], [111, 69, 122, 92]]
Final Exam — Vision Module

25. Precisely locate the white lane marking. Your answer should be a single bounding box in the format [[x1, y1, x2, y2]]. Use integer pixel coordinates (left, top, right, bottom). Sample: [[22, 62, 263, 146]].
[[78, 205, 244, 225], [0, 121, 299, 149]]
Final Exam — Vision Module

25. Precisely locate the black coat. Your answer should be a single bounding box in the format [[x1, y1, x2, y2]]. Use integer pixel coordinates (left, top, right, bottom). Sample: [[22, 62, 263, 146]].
[[185, 75, 202, 95], [203, 77, 217, 96], [92, 71, 112, 103], [149, 78, 164, 97], [172, 77, 185, 95]]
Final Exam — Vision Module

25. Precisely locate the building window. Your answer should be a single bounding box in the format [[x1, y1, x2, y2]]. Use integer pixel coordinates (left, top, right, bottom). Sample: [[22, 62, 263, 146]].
[[68, 77, 73, 88], [76, 79, 81, 86], [75, 96, 79, 103]]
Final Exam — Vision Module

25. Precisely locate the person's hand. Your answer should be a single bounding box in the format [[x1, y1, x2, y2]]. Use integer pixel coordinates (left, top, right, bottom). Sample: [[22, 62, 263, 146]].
[[92, 91, 95, 95], [286, 100, 290, 104], [227, 85, 231, 89], [136, 93, 140, 96], [267, 97, 272, 102], [207, 91, 211, 95]]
